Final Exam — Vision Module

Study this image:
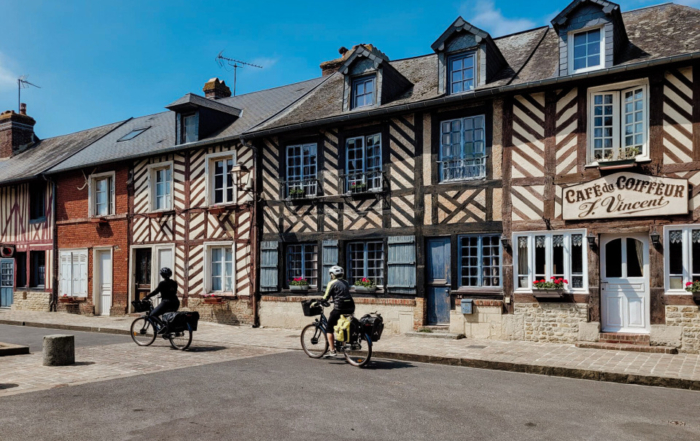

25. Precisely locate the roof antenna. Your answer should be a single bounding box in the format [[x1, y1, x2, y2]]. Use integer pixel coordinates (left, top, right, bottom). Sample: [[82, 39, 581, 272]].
[[18, 75, 41, 112], [215, 51, 263, 96]]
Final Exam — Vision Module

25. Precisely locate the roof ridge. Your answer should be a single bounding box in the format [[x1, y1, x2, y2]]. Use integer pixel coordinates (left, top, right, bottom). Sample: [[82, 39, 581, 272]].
[[38, 119, 128, 141]]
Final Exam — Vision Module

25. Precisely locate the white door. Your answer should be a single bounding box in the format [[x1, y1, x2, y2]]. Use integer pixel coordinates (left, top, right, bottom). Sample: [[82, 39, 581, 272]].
[[96, 250, 112, 316], [154, 248, 173, 304], [601, 234, 650, 334]]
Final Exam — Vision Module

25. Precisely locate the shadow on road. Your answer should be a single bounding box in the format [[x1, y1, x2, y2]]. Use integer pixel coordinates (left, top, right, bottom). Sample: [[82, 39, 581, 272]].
[[364, 359, 415, 370], [73, 362, 96, 366], [0, 383, 18, 390], [187, 346, 227, 353]]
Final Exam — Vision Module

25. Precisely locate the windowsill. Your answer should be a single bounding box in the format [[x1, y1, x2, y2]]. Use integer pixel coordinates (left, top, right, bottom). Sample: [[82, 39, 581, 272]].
[[452, 287, 503, 295], [344, 188, 383, 197], [28, 217, 46, 224], [664, 290, 693, 296], [514, 289, 588, 295], [571, 66, 604, 75], [439, 176, 486, 184], [584, 156, 651, 169]]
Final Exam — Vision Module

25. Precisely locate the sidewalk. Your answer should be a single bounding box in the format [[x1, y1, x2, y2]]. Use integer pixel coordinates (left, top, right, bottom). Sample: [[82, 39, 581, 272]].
[[2, 309, 700, 391]]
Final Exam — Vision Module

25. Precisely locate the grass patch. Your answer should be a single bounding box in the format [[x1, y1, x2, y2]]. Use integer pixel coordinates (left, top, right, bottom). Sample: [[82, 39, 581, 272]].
[[418, 328, 433, 333]]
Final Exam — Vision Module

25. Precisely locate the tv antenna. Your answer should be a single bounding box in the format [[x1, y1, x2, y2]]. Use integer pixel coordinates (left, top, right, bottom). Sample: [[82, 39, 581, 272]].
[[215, 52, 262, 96], [18, 75, 41, 112]]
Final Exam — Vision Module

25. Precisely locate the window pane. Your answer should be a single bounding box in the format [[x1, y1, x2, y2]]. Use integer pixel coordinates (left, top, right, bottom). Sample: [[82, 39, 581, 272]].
[[693, 231, 700, 277], [626, 238, 643, 277], [605, 239, 622, 278], [517, 237, 529, 288], [552, 235, 564, 277], [669, 232, 683, 276], [482, 236, 500, 287], [534, 236, 546, 280], [571, 234, 584, 289], [460, 236, 479, 287]]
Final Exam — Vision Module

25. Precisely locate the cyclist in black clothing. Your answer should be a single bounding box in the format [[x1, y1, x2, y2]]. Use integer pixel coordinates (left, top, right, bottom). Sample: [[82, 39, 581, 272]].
[[321, 265, 355, 358], [145, 268, 179, 323]]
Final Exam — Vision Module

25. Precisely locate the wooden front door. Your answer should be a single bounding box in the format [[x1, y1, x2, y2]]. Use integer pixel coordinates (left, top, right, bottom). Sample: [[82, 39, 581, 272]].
[[0, 258, 13, 308], [426, 238, 451, 325], [96, 250, 112, 316], [601, 235, 650, 334], [135, 248, 152, 302]]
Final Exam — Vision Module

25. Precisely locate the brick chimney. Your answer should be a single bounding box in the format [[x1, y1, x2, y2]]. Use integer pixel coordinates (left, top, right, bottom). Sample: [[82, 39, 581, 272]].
[[0, 103, 36, 158], [203, 78, 232, 99]]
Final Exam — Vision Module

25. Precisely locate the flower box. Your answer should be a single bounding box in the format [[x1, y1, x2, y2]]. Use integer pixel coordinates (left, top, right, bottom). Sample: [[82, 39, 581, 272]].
[[597, 158, 636, 170], [532, 289, 564, 299], [203, 297, 225, 305], [693, 292, 700, 303], [354, 286, 377, 294], [59, 297, 77, 303], [290, 285, 309, 292]]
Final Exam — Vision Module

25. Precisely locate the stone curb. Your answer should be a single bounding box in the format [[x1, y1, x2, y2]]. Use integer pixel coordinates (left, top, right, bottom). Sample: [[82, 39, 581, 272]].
[[0, 319, 131, 336], [0, 342, 30, 356], [371, 351, 700, 391], [3, 318, 699, 391], [405, 331, 465, 340]]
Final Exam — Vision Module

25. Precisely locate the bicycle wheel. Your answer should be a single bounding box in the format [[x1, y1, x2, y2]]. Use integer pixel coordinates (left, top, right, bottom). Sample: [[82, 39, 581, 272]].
[[131, 317, 156, 346], [301, 323, 328, 358], [169, 324, 193, 351], [344, 334, 372, 367]]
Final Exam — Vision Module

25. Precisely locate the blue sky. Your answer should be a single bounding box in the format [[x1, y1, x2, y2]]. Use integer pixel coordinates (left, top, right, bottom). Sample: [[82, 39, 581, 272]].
[[0, 0, 694, 138]]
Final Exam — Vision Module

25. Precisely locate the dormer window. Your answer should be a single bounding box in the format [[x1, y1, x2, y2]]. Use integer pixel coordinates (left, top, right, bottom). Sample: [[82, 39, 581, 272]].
[[181, 113, 198, 144], [448, 52, 475, 94], [570, 28, 603, 73], [352, 75, 375, 109]]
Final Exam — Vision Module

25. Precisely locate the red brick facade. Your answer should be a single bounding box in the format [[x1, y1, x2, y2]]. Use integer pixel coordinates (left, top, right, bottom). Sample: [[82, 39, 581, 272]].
[[55, 164, 130, 315]]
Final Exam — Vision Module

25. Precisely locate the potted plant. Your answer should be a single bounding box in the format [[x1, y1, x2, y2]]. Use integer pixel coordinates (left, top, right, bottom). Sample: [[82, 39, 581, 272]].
[[290, 277, 309, 292], [685, 281, 700, 302], [532, 277, 568, 299], [350, 181, 367, 193], [598, 147, 639, 169], [354, 278, 377, 294], [289, 188, 306, 200], [203, 294, 225, 304]]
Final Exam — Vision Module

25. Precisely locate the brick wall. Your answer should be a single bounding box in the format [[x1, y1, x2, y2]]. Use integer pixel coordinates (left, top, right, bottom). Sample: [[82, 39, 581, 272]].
[[55, 164, 130, 315], [185, 298, 254, 325]]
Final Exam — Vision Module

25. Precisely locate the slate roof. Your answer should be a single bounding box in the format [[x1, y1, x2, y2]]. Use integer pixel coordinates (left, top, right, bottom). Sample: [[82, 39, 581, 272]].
[[48, 77, 324, 172], [0, 121, 124, 185], [248, 3, 700, 135], [165, 93, 242, 117]]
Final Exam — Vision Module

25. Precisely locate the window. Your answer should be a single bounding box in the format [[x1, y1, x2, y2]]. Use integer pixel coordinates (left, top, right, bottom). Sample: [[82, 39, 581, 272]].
[[59, 250, 87, 297], [665, 226, 700, 293], [570, 28, 603, 73], [439, 115, 486, 182], [15, 252, 26, 288], [30, 250, 46, 288], [351, 75, 375, 109], [150, 165, 172, 211], [181, 113, 198, 144], [210, 246, 233, 293], [346, 133, 382, 192], [207, 153, 236, 205], [347, 241, 384, 287], [588, 80, 648, 163], [90, 173, 114, 217], [117, 127, 149, 142], [286, 143, 318, 198], [29, 183, 45, 221], [448, 52, 475, 94], [514, 231, 587, 292], [459, 235, 501, 288], [286, 244, 318, 287]]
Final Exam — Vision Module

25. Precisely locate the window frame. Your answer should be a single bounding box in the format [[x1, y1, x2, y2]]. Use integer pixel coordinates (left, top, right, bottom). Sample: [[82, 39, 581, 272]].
[[664, 225, 700, 295], [285, 243, 319, 289], [568, 26, 605, 74], [28, 182, 46, 223], [29, 250, 46, 288], [117, 127, 149, 142], [347, 240, 385, 288], [205, 151, 237, 207], [513, 229, 588, 294], [59, 249, 88, 297], [351, 75, 376, 110], [457, 234, 502, 289], [438, 114, 487, 182], [203, 242, 235, 295], [447, 51, 476, 95], [88, 171, 116, 218], [345, 133, 383, 192], [587, 79, 650, 165], [285, 143, 318, 197], [147, 161, 174, 212]]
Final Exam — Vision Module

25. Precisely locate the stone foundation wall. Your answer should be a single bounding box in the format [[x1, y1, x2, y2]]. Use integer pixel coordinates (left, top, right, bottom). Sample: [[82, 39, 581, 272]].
[[513, 303, 588, 343], [185, 298, 254, 326], [450, 300, 504, 339], [665, 305, 700, 354], [260, 296, 416, 334], [10, 291, 51, 312]]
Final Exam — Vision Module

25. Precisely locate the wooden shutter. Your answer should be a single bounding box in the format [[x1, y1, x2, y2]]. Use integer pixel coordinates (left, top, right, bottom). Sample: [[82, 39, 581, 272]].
[[60, 252, 72, 296], [321, 239, 339, 289], [260, 241, 279, 291], [387, 236, 416, 294]]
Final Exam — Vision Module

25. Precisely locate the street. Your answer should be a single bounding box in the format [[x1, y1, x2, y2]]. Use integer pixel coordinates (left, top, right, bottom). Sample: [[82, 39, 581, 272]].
[[1, 326, 699, 440]]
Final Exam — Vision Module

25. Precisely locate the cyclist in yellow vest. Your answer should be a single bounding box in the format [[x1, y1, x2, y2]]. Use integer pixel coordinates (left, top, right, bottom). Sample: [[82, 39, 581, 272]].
[[322, 265, 355, 358]]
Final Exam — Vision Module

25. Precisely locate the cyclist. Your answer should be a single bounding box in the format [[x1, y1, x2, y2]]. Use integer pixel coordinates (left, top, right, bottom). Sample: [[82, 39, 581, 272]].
[[320, 265, 354, 358], [144, 267, 179, 332]]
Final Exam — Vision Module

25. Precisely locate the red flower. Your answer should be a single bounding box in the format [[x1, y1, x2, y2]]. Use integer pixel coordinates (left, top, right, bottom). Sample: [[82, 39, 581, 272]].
[[551, 276, 556, 280], [687, 282, 693, 287], [563, 279, 569, 284]]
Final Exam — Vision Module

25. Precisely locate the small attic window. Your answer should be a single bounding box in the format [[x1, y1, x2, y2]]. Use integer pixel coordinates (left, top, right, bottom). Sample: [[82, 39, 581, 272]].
[[570, 28, 603, 73], [351, 75, 376, 109], [448, 52, 476, 94], [117, 127, 149, 142]]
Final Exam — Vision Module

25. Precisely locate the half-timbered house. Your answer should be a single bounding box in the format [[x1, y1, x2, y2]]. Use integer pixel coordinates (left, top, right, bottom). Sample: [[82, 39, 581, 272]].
[[0, 104, 121, 312]]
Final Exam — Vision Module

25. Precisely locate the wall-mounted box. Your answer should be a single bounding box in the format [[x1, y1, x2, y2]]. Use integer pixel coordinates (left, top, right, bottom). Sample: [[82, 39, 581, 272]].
[[461, 299, 473, 315]]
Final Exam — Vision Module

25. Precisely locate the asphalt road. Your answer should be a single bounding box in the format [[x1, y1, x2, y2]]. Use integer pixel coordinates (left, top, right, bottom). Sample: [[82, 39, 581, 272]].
[[1, 350, 699, 441], [0, 324, 131, 352]]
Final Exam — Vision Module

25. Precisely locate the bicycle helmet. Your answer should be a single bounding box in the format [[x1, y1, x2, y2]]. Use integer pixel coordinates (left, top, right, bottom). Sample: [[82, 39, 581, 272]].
[[329, 265, 344, 278], [160, 267, 173, 278]]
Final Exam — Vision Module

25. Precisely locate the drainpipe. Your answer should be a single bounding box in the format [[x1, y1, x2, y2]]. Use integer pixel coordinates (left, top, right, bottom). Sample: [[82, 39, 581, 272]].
[[49, 178, 58, 312], [241, 136, 260, 328]]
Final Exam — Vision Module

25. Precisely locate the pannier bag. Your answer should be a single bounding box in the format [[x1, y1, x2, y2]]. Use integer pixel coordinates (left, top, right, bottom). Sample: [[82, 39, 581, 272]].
[[163, 311, 200, 332], [131, 299, 151, 313], [334, 314, 353, 342], [301, 299, 323, 317], [360, 313, 384, 342]]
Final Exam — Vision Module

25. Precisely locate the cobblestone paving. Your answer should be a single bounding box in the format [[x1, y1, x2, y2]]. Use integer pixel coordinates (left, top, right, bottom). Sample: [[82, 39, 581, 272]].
[[2, 310, 700, 392]]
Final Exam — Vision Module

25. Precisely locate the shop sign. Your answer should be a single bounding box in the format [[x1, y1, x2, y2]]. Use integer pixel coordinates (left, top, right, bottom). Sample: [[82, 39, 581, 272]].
[[562, 172, 688, 220]]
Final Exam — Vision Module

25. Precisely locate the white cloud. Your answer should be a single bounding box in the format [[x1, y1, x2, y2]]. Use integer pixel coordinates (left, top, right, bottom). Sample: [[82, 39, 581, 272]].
[[0, 52, 18, 88], [459, 0, 537, 37]]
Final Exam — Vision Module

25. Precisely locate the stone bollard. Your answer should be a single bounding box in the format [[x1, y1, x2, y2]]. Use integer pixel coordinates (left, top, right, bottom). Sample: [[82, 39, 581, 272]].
[[43, 335, 75, 366]]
